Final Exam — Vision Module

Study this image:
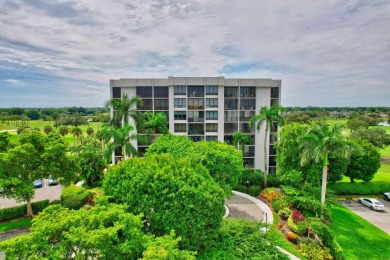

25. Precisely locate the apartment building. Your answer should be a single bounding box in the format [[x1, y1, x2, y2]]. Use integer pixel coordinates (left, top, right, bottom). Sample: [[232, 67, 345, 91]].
[[109, 76, 281, 173]]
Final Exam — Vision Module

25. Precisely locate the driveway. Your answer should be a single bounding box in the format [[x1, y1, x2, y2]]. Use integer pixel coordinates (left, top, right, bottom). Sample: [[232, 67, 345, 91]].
[[0, 179, 63, 209], [339, 198, 390, 235]]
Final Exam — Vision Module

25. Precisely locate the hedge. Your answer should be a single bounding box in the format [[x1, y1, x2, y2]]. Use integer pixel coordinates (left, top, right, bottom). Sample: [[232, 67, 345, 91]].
[[60, 185, 91, 210], [0, 200, 50, 221], [328, 182, 390, 195]]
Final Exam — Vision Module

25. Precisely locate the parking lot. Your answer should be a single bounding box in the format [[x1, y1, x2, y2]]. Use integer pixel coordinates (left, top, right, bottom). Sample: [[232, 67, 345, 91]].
[[0, 179, 63, 209], [340, 198, 390, 234]]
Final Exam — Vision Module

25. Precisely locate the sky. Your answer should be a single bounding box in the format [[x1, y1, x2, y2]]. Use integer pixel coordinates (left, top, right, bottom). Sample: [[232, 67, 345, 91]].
[[0, 0, 389, 108]]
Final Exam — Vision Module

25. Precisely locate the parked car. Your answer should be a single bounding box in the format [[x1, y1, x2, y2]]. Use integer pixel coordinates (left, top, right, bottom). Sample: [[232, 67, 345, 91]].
[[384, 192, 390, 201], [48, 176, 58, 186], [358, 198, 385, 211], [33, 179, 43, 188]]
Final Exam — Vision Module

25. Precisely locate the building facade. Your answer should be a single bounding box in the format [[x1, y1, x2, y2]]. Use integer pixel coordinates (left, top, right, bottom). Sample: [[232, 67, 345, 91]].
[[109, 76, 281, 173]]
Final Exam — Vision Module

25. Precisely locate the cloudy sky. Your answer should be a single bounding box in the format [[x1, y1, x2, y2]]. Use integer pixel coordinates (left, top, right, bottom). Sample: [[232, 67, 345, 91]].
[[1, 0, 389, 108]]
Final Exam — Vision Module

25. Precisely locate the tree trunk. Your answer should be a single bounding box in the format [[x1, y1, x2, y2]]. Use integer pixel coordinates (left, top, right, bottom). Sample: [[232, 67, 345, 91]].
[[26, 198, 33, 218], [321, 165, 328, 205], [264, 127, 268, 188], [350, 177, 354, 183]]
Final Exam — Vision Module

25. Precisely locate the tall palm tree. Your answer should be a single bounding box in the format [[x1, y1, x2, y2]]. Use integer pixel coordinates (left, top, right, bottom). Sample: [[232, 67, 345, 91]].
[[43, 125, 53, 135], [232, 132, 253, 155], [86, 127, 94, 136], [105, 94, 144, 128], [248, 105, 284, 187], [143, 112, 168, 142], [71, 127, 82, 145], [103, 123, 138, 162], [300, 124, 351, 205], [59, 126, 69, 138]]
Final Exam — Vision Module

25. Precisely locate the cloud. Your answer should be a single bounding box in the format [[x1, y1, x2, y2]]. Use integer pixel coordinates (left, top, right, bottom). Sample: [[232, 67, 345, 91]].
[[4, 79, 20, 84], [0, 0, 389, 107]]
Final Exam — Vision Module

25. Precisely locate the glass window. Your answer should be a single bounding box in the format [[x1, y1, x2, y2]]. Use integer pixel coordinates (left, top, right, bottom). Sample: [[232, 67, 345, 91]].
[[224, 135, 233, 144], [206, 98, 218, 108], [224, 99, 238, 110], [188, 98, 204, 110], [271, 99, 279, 106], [243, 158, 254, 168], [154, 86, 168, 98], [240, 99, 255, 110], [240, 111, 255, 121], [269, 156, 276, 167], [174, 111, 186, 120], [224, 111, 238, 122], [240, 87, 255, 97], [189, 136, 204, 142], [188, 124, 204, 135], [239, 123, 254, 133], [154, 99, 169, 110], [206, 136, 218, 141], [269, 167, 276, 174], [136, 86, 152, 98], [138, 99, 153, 110], [174, 98, 186, 108], [269, 144, 276, 156], [206, 85, 218, 95], [188, 86, 204, 97], [188, 111, 204, 122], [206, 123, 218, 132], [174, 85, 186, 95], [112, 87, 121, 98], [270, 133, 277, 144], [224, 87, 238, 97], [224, 123, 238, 133], [206, 111, 218, 120], [174, 123, 186, 133], [243, 146, 255, 157], [271, 87, 279, 98]]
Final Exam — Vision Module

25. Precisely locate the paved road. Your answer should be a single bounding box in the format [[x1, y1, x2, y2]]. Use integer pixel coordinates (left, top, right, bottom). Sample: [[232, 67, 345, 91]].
[[0, 180, 63, 209], [340, 198, 390, 235]]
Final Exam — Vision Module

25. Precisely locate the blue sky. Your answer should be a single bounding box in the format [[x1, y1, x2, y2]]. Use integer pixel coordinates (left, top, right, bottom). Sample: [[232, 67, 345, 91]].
[[1, 0, 389, 107]]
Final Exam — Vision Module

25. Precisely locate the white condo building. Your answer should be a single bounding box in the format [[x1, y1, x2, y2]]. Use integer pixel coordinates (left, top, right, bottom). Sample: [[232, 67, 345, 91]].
[[109, 76, 281, 173]]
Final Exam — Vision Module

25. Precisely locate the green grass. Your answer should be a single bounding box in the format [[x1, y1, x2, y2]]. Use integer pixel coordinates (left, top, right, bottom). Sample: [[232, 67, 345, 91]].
[[266, 226, 306, 259], [381, 146, 390, 158], [0, 218, 32, 232], [330, 203, 390, 260], [341, 172, 390, 183]]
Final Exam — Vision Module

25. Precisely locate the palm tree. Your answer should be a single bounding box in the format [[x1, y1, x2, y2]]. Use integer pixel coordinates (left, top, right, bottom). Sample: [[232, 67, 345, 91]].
[[86, 127, 94, 136], [43, 125, 53, 135], [103, 123, 138, 162], [300, 124, 351, 205], [59, 126, 69, 138], [143, 112, 168, 142], [71, 127, 82, 145], [248, 105, 284, 187], [105, 94, 144, 128], [232, 132, 253, 155]]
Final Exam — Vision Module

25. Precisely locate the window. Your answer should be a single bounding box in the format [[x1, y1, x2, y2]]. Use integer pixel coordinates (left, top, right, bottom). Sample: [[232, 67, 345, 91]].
[[206, 85, 218, 95], [239, 123, 254, 133], [188, 86, 204, 97], [138, 99, 153, 110], [154, 99, 169, 110], [271, 99, 279, 106], [271, 87, 279, 98], [269, 156, 276, 167], [243, 158, 254, 168], [206, 98, 218, 108], [243, 146, 255, 157], [206, 123, 218, 132], [112, 87, 121, 98], [136, 86, 152, 98], [206, 136, 218, 141], [188, 124, 204, 135], [224, 135, 233, 144], [240, 111, 255, 121], [188, 98, 204, 110], [240, 99, 255, 110], [240, 87, 255, 97], [206, 111, 218, 120], [224, 87, 238, 97], [188, 111, 204, 122], [174, 111, 186, 120], [224, 99, 238, 110], [269, 167, 276, 174], [189, 136, 204, 142], [224, 123, 238, 133], [174, 123, 186, 133], [174, 85, 186, 95], [154, 87, 168, 98], [269, 144, 276, 156], [174, 98, 186, 108], [224, 111, 238, 122]]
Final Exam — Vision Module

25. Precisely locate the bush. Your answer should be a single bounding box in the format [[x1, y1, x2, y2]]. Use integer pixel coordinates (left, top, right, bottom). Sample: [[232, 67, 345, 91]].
[[248, 185, 261, 197], [299, 242, 333, 260], [31, 200, 49, 214], [49, 200, 61, 205], [268, 174, 281, 187], [270, 195, 289, 212], [234, 184, 248, 193], [0, 200, 51, 221], [286, 231, 299, 244], [292, 209, 306, 224], [288, 214, 299, 233], [328, 182, 390, 195], [61, 185, 91, 210], [278, 207, 291, 220]]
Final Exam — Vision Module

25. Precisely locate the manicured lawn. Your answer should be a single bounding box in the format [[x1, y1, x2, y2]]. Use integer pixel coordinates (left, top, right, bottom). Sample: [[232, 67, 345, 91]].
[[341, 172, 390, 183], [381, 146, 390, 158], [330, 204, 390, 260], [0, 218, 32, 232]]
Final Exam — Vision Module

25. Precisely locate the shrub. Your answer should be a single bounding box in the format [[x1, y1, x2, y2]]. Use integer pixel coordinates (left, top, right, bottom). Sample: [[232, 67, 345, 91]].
[[288, 214, 299, 233], [240, 169, 264, 187], [328, 182, 390, 195], [268, 174, 281, 187], [292, 209, 306, 224], [234, 184, 248, 193], [0, 200, 51, 221], [278, 207, 292, 220], [262, 187, 278, 194], [31, 200, 49, 214], [60, 185, 91, 210], [286, 231, 299, 244], [299, 242, 333, 260], [278, 169, 303, 188], [49, 200, 61, 205], [248, 185, 261, 197], [270, 195, 289, 212]]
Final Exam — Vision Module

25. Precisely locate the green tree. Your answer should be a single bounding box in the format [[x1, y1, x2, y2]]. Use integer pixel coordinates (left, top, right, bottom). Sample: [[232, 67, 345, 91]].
[[71, 126, 82, 145], [232, 132, 253, 155], [106, 94, 144, 128], [0, 204, 195, 259], [86, 127, 94, 136], [59, 125, 69, 137], [346, 118, 369, 131], [0, 132, 11, 152], [345, 140, 381, 183], [43, 125, 53, 135], [300, 124, 351, 205], [103, 154, 225, 250], [350, 128, 390, 149], [143, 112, 168, 141], [249, 105, 284, 187], [26, 110, 41, 120], [103, 123, 137, 161]]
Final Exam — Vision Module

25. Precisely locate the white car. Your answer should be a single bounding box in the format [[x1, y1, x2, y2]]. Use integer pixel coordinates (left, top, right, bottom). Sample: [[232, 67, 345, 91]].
[[384, 192, 390, 201], [358, 198, 385, 211]]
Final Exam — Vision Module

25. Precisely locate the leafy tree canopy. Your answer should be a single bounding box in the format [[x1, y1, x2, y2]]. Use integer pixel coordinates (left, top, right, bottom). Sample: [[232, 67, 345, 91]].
[[350, 128, 390, 149]]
